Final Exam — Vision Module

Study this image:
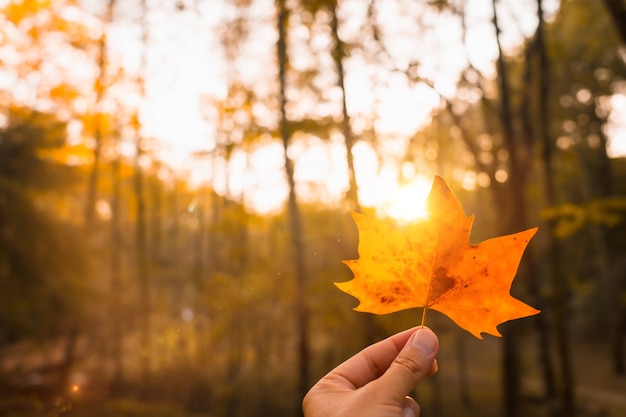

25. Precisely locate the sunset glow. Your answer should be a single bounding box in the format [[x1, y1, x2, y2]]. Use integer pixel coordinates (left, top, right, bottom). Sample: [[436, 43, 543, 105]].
[[2, 1, 624, 416], [383, 175, 433, 224]]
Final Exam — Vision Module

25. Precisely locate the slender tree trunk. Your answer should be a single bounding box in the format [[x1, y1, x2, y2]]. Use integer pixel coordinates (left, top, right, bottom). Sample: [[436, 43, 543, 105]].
[[601, 0, 626, 46], [84, 129, 101, 226], [84, 67, 103, 226], [576, 124, 625, 374], [329, 4, 360, 212], [539, 141, 575, 417], [588, 217, 625, 374], [84, 0, 121, 394], [590, 112, 625, 375], [134, 0, 151, 383], [328, 0, 382, 346], [535, 1, 575, 415], [192, 190, 206, 364], [84, 0, 116, 226], [109, 151, 124, 392], [491, 3, 525, 415], [519, 40, 561, 408], [150, 161, 163, 265], [134, 134, 151, 382], [519, 38, 560, 412], [276, 0, 310, 412], [171, 177, 180, 259]]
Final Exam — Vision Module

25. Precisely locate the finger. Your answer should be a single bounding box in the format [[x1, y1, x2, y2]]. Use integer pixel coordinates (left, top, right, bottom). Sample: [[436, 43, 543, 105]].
[[374, 327, 439, 400], [429, 359, 438, 376], [326, 327, 419, 390], [401, 396, 420, 417]]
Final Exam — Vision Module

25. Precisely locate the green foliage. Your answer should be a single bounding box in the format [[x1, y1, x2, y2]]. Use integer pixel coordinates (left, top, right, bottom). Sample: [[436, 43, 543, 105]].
[[0, 107, 89, 350], [0, 107, 76, 191], [542, 197, 626, 237]]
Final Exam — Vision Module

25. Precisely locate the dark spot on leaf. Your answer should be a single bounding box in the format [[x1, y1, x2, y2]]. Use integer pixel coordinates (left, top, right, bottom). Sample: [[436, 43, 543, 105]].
[[380, 296, 394, 304], [430, 267, 456, 300]]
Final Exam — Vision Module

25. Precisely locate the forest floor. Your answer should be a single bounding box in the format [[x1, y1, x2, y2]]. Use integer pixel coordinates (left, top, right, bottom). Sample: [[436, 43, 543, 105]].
[[415, 329, 626, 417], [3, 329, 625, 417]]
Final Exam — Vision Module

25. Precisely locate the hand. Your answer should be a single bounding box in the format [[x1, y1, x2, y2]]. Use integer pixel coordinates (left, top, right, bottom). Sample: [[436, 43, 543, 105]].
[[303, 327, 439, 417]]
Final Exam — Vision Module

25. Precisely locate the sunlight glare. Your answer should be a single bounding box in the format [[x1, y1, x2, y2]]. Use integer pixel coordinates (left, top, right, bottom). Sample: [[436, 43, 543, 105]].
[[607, 94, 626, 158], [385, 176, 433, 224]]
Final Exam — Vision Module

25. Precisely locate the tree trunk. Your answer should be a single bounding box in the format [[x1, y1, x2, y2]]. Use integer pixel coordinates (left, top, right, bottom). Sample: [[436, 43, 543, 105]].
[[84, 0, 116, 227], [328, 0, 382, 346], [83, 64, 103, 226], [536, 1, 575, 415], [589, 111, 625, 375], [518, 35, 560, 412], [150, 162, 163, 265], [109, 152, 124, 392], [276, 0, 310, 412], [491, 3, 524, 415], [134, 134, 151, 382], [329, 4, 360, 212], [601, 0, 626, 46], [588, 219, 625, 375], [134, 0, 151, 384], [192, 189, 207, 365], [84, 126, 100, 227]]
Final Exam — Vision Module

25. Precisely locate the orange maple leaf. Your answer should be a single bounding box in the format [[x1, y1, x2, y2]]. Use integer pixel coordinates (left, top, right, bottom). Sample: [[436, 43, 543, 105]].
[[336, 176, 540, 338]]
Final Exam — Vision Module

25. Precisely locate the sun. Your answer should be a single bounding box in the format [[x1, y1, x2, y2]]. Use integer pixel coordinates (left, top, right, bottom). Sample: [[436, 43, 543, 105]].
[[384, 175, 433, 224]]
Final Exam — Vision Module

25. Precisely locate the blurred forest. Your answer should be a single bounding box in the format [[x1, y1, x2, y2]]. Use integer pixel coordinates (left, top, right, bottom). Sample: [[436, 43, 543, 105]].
[[1, 0, 626, 416]]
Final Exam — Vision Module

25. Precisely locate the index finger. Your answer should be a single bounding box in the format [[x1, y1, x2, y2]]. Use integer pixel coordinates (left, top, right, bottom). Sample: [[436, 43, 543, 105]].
[[326, 326, 420, 390]]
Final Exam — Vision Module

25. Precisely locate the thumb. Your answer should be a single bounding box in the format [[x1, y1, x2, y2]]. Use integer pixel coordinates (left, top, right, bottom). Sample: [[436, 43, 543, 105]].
[[374, 328, 439, 400]]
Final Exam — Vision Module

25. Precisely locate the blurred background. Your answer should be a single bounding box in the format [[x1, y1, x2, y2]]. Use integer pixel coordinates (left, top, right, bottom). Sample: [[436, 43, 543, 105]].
[[0, 0, 625, 416]]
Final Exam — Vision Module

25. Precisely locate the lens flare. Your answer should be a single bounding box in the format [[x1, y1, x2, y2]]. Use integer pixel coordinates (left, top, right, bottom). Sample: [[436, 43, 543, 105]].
[[385, 176, 432, 224]]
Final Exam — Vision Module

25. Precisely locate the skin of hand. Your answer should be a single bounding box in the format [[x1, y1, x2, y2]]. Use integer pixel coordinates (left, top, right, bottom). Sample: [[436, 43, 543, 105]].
[[302, 327, 439, 417]]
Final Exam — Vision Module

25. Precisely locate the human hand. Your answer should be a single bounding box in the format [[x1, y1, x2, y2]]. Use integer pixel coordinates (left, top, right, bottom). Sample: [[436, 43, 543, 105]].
[[303, 327, 438, 417]]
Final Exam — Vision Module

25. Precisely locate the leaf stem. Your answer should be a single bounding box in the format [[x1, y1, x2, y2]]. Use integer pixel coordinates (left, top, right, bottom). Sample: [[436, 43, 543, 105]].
[[421, 306, 429, 328]]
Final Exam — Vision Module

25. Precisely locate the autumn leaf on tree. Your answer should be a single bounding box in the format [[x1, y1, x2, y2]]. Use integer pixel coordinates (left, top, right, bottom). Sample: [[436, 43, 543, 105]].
[[336, 176, 540, 338]]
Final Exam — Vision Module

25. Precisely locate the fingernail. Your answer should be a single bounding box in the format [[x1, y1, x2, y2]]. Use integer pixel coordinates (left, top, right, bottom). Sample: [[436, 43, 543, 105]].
[[431, 359, 439, 375], [412, 328, 437, 355]]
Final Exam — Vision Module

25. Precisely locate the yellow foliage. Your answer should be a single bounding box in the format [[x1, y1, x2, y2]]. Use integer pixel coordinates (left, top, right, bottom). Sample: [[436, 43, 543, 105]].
[[49, 83, 81, 102], [37, 143, 93, 166], [542, 198, 626, 238], [3, 0, 52, 26], [81, 111, 115, 137]]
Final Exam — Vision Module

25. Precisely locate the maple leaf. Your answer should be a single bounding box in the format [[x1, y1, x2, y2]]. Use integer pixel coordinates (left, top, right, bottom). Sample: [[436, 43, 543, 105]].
[[336, 176, 540, 338]]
